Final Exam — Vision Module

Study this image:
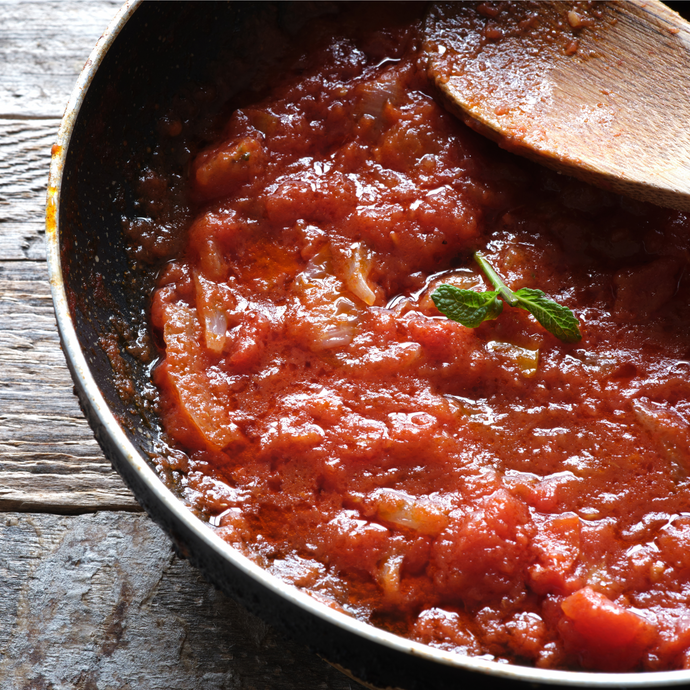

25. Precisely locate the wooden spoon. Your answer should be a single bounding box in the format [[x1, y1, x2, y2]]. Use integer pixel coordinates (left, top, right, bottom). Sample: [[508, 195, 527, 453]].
[[423, 1, 690, 211]]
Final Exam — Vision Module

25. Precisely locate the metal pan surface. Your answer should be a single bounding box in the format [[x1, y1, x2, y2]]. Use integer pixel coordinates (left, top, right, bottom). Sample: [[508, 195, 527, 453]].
[[46, 2, 690, 687]]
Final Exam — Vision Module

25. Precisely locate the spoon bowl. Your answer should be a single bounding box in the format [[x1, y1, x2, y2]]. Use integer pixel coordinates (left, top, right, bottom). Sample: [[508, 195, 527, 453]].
[[423, 1, 690, 211]]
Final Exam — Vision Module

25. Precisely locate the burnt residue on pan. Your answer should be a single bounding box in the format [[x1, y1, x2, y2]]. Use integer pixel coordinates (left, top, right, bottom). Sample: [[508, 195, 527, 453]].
[[61, 3, 323, 454], [58, 6, 510, 690], [53, 2, 690, 689]]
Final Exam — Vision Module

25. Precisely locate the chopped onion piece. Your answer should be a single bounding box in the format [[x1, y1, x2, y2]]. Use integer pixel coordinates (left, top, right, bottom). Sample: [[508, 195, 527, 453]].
[[312, 323, 356, 350], [162, 302, 243, 449], [633, 398, 690, 477], [342, 242, 377, 306], [486, 340, 539, 378], [302, 248, 330, 281], [194, 270, 230, 353], [356, 79, 404, 120], [371, 488, 449, 536], [334, 296, 359, 324], [204, 306, 227, 353], [291, 245, 365, 351], [378, 553, 404, 597]]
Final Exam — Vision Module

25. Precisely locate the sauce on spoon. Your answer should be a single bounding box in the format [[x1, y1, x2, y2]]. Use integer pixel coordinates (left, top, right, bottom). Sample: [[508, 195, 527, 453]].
[[424, 1, 690, 211]]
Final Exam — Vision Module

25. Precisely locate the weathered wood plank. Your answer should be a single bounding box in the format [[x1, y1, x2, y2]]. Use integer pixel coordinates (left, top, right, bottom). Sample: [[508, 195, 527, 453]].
[[0, 511, 358, 689], [0, 259, 140, 511], [0, 1, 151, 509], [0, 1, 122, 118], [0, 118, 59, 260], [0, 3, 362, 688]]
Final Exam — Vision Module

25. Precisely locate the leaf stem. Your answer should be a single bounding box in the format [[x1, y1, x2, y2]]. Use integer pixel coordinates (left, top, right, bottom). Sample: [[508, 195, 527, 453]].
[[474, 252, 518, 306]]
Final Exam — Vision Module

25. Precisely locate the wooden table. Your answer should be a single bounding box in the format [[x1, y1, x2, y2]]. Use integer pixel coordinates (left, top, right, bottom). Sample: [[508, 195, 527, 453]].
[[0, 3, 361, 687]]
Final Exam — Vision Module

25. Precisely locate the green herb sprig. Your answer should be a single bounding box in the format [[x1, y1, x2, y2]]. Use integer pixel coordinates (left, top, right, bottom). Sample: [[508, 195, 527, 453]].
[[431, 252, 582, 343]]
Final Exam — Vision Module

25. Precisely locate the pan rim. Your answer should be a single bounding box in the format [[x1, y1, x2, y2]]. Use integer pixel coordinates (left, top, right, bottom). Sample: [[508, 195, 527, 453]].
[[44, 2, 690, 686]]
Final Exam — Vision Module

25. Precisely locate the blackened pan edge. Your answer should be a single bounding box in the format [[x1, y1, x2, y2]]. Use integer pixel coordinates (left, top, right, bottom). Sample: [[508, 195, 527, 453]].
[[45, 3, 690, 688]]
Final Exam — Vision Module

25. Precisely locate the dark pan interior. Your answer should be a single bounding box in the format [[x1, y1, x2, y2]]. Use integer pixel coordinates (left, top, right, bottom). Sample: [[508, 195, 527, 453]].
[[61, 2, 278, 457], [60, 4, 520, 689], [57, 3, 690, 688]]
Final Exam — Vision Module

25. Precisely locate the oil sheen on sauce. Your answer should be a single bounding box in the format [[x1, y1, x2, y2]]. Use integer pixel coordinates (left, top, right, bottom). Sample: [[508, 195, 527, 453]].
[[148, 5, 690, 672]]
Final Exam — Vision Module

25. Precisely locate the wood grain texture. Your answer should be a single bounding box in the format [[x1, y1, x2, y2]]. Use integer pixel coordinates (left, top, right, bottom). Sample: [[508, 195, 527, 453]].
[[0, 259, 140, 511], [0, 512, 356, 690], [0, 118, 59, 260], [0, 1, 122, 118], [425, 0, 690, 210], [0, 0, 143, 510], [0, 0, 137, 511]]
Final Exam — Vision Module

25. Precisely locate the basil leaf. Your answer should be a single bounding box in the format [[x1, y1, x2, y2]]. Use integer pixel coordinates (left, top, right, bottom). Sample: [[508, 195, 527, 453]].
[[431, 285, 503, 328], [513, 288, 582, 343]]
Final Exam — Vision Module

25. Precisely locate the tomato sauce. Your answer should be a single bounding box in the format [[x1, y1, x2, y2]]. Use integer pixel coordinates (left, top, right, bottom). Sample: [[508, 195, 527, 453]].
[[150, 5, 690, 672]]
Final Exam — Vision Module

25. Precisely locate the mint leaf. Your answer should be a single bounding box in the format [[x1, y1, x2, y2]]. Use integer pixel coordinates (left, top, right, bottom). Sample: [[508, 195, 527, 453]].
[[513, 288, 582, 343], [430, 252, 582, 344], [431, 284, 503, 328]]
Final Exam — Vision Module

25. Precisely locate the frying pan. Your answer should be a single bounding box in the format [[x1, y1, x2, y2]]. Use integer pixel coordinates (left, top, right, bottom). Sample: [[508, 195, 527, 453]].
[[46, 2, 690, 687]]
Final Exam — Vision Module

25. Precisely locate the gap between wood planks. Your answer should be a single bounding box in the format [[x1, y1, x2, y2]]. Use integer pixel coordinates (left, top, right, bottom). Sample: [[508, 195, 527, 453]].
[[0, 510, 359, 690], [0, 258, 144, 514]]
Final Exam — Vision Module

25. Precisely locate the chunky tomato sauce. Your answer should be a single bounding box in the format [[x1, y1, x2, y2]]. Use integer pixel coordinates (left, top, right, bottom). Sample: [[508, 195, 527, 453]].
[[149, 5, 690, 672]]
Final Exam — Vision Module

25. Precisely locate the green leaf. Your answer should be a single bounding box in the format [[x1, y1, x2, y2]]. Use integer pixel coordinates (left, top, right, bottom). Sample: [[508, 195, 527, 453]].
[[430, 254, 582, 344], [431, 285, 503, 328], [513, 288, 582, 343]]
